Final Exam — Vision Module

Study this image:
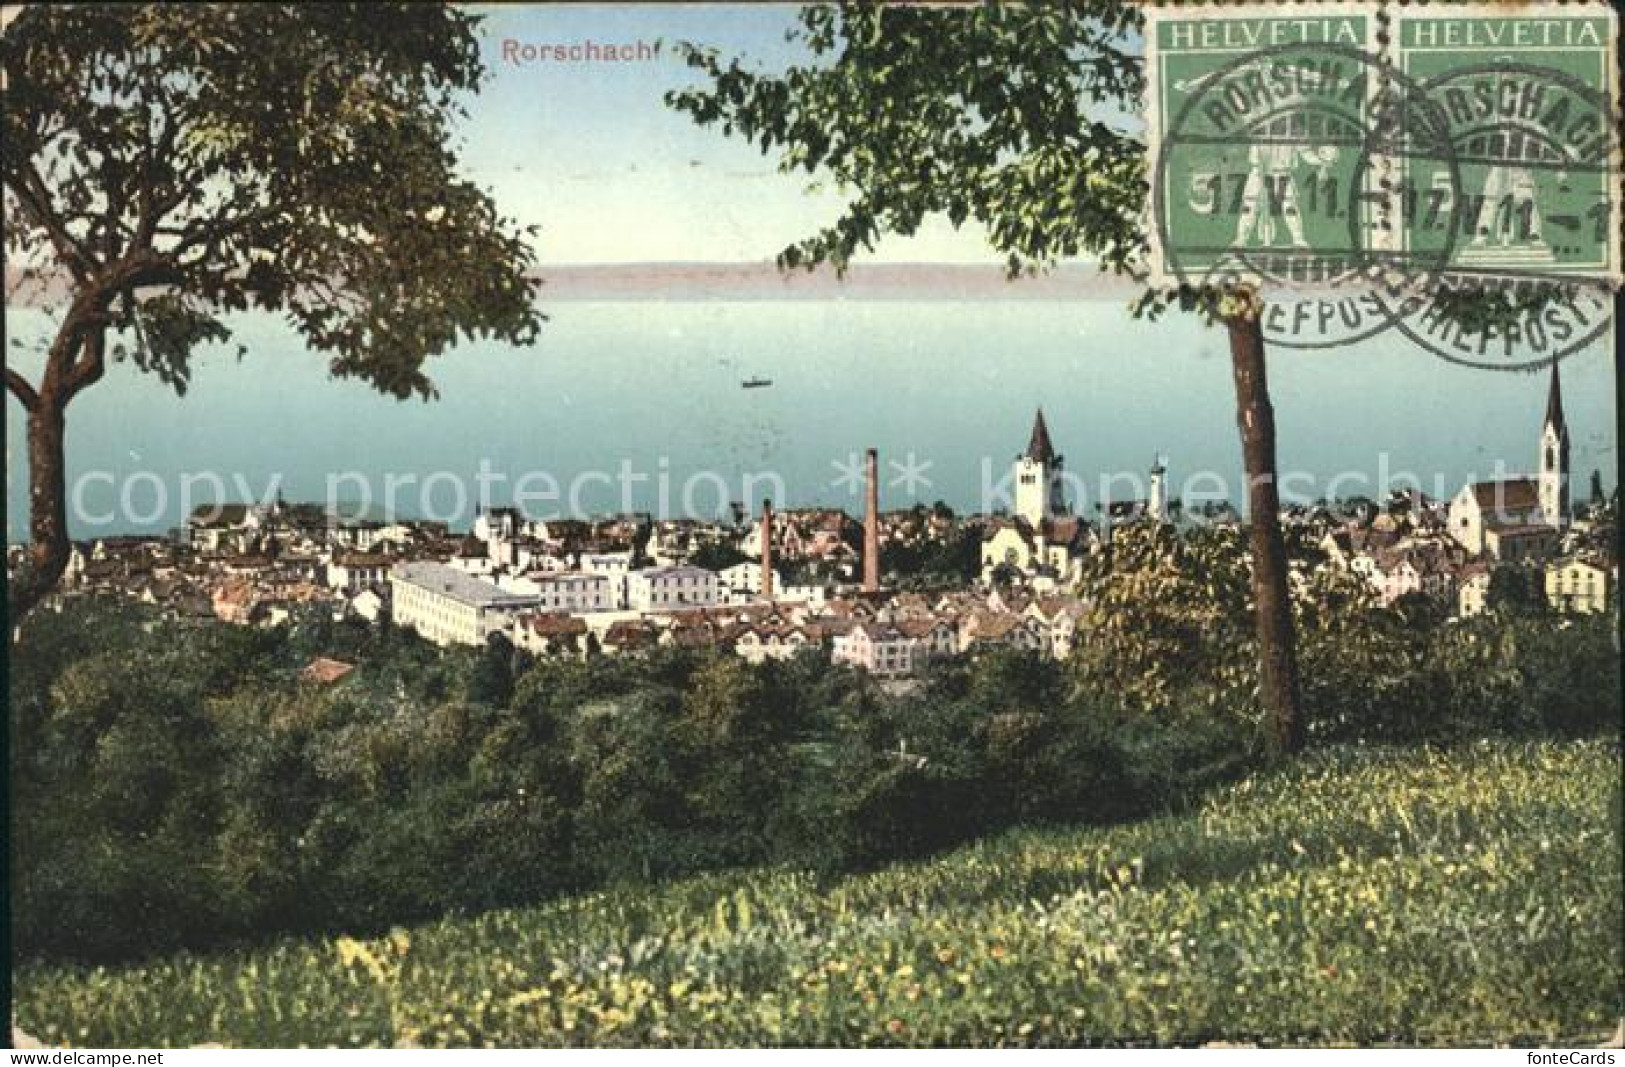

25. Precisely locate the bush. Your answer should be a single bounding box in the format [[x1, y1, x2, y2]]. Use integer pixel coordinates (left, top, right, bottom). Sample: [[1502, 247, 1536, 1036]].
[[10, 586, 1616, 965]]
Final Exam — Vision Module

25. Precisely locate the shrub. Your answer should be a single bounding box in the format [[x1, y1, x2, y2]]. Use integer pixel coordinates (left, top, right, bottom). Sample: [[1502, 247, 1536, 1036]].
[[10, 586, 1616, 965]]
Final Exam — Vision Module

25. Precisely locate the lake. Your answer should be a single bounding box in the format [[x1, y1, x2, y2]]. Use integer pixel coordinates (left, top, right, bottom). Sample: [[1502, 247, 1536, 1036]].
[[4, 300, 1615, 540]]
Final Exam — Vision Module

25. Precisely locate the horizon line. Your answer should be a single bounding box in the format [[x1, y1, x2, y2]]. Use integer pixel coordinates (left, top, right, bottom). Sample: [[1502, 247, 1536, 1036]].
[[6, 260, 1142, 308]]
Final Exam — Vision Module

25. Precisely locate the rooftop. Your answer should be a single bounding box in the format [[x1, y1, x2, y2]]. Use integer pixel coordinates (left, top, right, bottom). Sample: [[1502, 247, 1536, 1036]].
[[391, 562, 541, 608], [1468, 478, 1541, 511], [300, 657, 356, 685], [635, 565, 716, 579]]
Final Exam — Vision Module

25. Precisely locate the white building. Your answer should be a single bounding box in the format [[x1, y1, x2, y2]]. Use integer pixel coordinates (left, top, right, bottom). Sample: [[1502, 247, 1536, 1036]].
[[1456, 563, 1492, 617], [1546, 557, 1615, 615], [627, 565, 721, 612], [326, 551, 391, 594], [894, 617, 957, 661], [183, 503, 265, 553], [472, 506, 523, 545], [1364, 545, 1456, 605], [390, 562, 541, 646], [445, 534, 496, 575], [512, 612, 590, 656], [981, 409, 1095, 587], [781, 583, 828, 610], [330, 518, 387, 552], [349, 587, 386, 623], [580, 551, 634, 608], [832, 621, 915, 676], [719, 560, 786, 600], [734, 625, 818, 665], [502, 571, 614, 614]]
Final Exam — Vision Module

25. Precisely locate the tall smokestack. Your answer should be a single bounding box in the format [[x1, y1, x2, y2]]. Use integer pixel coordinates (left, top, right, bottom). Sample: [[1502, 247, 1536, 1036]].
[[864, 448, 880, 593], [760, 499, 774, 600]]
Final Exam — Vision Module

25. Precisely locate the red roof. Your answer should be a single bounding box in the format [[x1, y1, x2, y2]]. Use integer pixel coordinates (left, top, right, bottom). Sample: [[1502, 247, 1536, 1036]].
[[300, 657, 356, 685], [520, 612, 588, 637], [1468, 479, 1541, 511]]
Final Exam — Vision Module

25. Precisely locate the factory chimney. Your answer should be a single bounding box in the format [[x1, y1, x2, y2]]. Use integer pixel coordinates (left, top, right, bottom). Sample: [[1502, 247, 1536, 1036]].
[[760, 499, 774, 600], [863, 448, 880, 594]]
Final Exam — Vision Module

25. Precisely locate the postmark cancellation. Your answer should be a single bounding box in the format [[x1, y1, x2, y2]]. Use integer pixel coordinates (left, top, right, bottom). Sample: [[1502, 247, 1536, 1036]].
[[1144, 1, 1621, 296]]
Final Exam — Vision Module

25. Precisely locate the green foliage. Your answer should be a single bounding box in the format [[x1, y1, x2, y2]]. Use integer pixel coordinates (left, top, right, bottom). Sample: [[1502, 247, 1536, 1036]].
[[881, 525, 981, 588], [667, 2, 1146, 278], [687, 542, 749, 571], [14, 740, 1620, 1046], [1071, 524, 1257, 722], [1487, 566, 1550, 617], [3, 3, 542, 399], [1074, 525, 1620, 747], [11, 585, 1617, 965]]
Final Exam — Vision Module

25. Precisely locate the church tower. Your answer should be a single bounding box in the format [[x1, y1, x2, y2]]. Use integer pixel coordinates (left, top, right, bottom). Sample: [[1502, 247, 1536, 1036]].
[[1014, 408, 1067, 526], [1538, 361, 1570, 527], [1149, 455, 1170, 525]]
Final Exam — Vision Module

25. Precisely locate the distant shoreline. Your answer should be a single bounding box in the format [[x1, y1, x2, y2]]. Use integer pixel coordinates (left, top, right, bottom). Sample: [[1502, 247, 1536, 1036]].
[[6, 261, 1143, 307], [534, 261, 1141, 301]]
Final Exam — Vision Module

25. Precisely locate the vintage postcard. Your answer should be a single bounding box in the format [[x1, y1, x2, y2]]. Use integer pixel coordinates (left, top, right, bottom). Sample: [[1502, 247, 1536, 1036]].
[[5, 0, 1622, 1052]]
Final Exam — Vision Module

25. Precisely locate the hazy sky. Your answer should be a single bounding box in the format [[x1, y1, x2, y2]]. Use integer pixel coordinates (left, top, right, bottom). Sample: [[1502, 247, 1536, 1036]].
[[460, 3, 1005, 264]]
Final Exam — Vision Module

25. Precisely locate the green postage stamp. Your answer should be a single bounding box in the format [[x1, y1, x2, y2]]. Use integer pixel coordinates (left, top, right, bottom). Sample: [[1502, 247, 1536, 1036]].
[[1144, 1, 1621, 290]]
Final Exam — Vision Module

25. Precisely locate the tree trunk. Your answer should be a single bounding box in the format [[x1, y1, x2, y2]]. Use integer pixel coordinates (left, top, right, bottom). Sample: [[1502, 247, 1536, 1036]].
[[9, 398, 71, 625], [1225, 311, 1305, 755]]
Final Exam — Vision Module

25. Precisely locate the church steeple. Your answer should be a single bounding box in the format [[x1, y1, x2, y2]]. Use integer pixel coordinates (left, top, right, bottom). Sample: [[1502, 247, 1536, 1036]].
[[1025, 408, 1058, 465], [1544, 360, 1568, 442], [1538, 361, 1570, 527]]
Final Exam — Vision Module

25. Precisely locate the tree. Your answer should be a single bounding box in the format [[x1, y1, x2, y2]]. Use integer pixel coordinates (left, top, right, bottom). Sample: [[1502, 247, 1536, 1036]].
[[1071, 523, 1255, 719], [1486, 566, 1548, 617], [469, 632, 522, 708], [689, 541, 749, 571], [667, 2, 1306, 752], [3, 5, 542, 620]]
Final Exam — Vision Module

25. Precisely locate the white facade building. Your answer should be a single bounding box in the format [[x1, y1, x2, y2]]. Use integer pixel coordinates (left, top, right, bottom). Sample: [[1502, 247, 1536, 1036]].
[[390, 562, 541, 646], [832, 622, 915, 676], [580, 551, 635, 608], [326, 552, 391, 594], [502, 571, 615, 614], [1546, 557, 1614, 615], [472, 507, 523, 545], [1456, 564, 1492, 617], [734, 625, 818, 665], [627, 565, 721, 612], [719, 560, 787, 600]]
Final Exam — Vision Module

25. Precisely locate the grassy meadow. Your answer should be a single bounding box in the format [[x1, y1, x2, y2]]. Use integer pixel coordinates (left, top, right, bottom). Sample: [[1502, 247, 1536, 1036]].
[[12, 738, 1622, 1047]]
